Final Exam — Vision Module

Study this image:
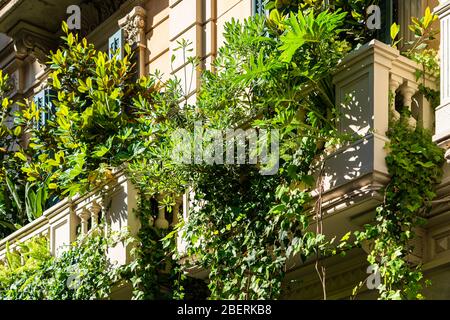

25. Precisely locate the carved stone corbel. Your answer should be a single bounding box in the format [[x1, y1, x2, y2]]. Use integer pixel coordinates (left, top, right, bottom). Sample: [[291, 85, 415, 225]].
[[118, 6, 146, 46], [10, 22, 58, 64]]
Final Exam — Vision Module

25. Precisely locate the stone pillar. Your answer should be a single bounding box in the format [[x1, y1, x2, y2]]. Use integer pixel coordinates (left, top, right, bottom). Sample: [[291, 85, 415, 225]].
[[398, 0, 423, 48], [90, 200, 102, 229], [77, 208, 91, 235], [155, 194, 169, 229], [434, 1, 450, 162], [389, 74, 403, 122], [400, 81, 419, 128]]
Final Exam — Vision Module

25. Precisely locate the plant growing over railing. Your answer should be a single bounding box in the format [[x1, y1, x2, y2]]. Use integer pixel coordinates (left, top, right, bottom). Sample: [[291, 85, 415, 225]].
[[0, 1, 445, 301], [0, 236, 51, 298], [162, 8, 352, 299], [393, 7, 440, 108], [0, 228, 129, 300], [349, 120, 444, 300]]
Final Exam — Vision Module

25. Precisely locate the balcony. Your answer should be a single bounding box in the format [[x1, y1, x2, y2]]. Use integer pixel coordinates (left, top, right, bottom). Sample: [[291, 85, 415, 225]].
[[0, 39, 445, 299], [0, 170, 140, 266], [283, 40, 441, 299]]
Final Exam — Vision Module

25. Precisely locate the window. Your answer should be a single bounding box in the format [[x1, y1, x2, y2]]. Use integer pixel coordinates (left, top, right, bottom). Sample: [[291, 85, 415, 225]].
[[33, 88, 55, 130], [108, 29, 124, 59]]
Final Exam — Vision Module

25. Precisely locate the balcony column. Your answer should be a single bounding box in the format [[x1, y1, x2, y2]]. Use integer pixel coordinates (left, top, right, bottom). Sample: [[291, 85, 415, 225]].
[[77, 208, 91, 235], [400, 82, 419, 128], [155, 194, 169, 229], [389, 74, 403, 122], [434, 1, 450, 162], [172, 195, 183, 227]]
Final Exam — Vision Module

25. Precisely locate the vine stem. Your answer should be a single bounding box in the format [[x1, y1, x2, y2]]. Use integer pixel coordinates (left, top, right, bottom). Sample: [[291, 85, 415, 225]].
[[315, 159, 326, 300]]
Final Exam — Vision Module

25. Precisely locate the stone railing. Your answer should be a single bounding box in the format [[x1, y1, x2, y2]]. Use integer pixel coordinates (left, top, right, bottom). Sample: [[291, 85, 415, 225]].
[[0, 170, 140, 266], [149, 194, 185, 230], [0, 171, 192, 268], [320, 39, 437, 203]]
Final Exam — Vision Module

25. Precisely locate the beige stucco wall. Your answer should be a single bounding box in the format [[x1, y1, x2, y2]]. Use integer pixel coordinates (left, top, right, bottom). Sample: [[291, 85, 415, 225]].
[[144, 0, 251, 92]]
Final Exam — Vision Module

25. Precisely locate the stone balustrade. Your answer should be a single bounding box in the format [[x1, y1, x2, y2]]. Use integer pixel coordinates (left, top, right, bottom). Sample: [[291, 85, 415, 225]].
[[150, 193, 185, 230]]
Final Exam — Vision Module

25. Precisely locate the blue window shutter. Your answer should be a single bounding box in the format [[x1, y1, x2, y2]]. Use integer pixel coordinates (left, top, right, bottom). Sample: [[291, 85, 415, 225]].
[[109, 29, 124, 59], [252, 0, 266, 16], [33, 90, 45, 130], [33, 88, 55, 129]]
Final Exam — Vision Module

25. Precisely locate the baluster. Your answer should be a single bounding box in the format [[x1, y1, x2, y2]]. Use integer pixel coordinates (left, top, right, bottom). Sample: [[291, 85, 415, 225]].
[[90, 200, 102, 229], [400, 82, 419, 128], [389, 75, 402, 123], [155, 194, 169, 229], [172, 195, 183, 227], [77, 208, 91, 235]]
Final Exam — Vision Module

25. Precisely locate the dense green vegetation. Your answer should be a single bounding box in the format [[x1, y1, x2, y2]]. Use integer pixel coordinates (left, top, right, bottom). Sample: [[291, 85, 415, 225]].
[[0, 0, 444, 300]]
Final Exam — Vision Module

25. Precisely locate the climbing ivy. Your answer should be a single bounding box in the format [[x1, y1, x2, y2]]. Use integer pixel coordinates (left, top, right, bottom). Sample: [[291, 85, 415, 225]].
[[352, 119, 444, 300], [164, 8, 351, 299]]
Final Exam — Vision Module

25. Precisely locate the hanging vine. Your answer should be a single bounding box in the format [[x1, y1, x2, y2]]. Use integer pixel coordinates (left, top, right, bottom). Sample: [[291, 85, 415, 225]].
[[351, 119, 444, 299]]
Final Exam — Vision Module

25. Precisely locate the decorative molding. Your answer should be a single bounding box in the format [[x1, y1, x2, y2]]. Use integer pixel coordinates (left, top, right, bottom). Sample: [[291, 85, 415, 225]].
[[118, 5, 147, 76], [283, 263, 368, 299], [9, 21, 57, 63], [430, 229, 450, 260], [118, 6, 146, 46], [434, 232, 450, 254]]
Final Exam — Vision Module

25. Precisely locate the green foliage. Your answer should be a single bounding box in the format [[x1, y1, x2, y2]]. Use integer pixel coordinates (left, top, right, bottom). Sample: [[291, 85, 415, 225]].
[[157, 9, 351, 300], [121, 196, 176, 300], [278, 9, 347, 62], [345, 11, 443, 300], [0, 70, 57, 230], [404, 7, 439, 54], [395, 7, 440, 107], [0, 71, 23, 236], [0, 237, 52, 299], [14, 27, 147, 198], [0, 229, 127, 300], [0, 3, 445, 301], [267, 0, 384, 44]]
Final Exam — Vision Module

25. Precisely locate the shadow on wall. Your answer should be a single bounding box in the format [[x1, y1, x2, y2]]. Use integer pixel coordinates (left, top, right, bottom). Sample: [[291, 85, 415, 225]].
[[321, 84, 376, 195], [105, 182, 128, 230]]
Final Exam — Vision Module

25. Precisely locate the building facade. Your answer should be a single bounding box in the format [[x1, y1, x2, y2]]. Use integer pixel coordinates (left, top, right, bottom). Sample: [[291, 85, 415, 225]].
[[0, 0, 450, 299]]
